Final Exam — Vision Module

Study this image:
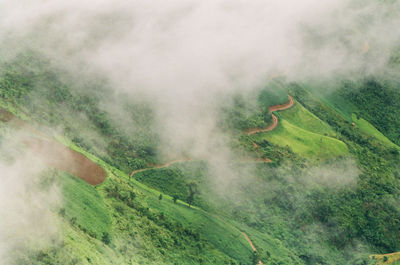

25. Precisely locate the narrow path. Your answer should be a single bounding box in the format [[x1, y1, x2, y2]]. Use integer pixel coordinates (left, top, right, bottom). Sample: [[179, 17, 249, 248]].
[[247, 95, 294, 163], [241, 232, 263, 265], [247, 95, 294, 135], [129, 158, 191, 178], [2, 97, 294, 263]]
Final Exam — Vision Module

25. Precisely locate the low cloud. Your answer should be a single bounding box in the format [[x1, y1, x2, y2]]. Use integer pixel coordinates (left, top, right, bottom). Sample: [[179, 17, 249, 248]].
[[0, 130, 60, 264], [0, 0, 398, 196]]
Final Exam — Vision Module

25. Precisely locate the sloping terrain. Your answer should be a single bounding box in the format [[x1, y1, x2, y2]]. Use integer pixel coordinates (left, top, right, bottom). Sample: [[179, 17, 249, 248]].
[[371, 252, 400, 265], [0, 107, 107, 185], [351, 113, 399, 150], [1, 52, 400, 265], [247, 95, 294, 135], [251, 100, 348, 160]]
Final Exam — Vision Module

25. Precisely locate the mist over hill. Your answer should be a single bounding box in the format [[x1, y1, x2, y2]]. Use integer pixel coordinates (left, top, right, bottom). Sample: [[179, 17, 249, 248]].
[[0, 0, 400, 264]]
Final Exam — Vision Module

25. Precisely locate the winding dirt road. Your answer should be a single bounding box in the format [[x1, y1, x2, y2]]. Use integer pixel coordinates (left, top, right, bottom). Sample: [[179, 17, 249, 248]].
[[128, 96, 294, 173], [247, 95, 294, 163], [2, 96, 295, 263], [247, 95, 294, 135]]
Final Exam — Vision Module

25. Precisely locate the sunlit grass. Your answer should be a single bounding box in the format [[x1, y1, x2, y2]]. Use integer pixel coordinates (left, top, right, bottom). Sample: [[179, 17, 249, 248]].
[[279, 102, 336, 137], [352, 113, 399, 149], [254, 119, 348, 159]]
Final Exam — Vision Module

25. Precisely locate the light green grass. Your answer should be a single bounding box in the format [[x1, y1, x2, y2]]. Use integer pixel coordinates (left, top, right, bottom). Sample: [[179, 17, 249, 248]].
[[370, 252, 400, 265], [279, 102, 336, 137], [56, 136, 255, 264], [59, 171, 111, 239], [144, 195, 253, 263], [255, 119, 348, 159], [352, 113, 399, 149], [237, 224, 304, 264]]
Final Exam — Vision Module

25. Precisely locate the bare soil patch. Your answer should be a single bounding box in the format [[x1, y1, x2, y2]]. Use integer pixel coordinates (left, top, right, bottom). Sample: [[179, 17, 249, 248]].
[[0, 107, 106, 185]]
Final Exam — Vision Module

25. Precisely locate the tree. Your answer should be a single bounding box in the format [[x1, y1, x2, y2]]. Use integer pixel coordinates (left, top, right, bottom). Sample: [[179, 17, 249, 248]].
[[58, 208, 66, 217], [252, 251, 260, 265], [102, 232, 111, 245], [186, 182, 199, 208]]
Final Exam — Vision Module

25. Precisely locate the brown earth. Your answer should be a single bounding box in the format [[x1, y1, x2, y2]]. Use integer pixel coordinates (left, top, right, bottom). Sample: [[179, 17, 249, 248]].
[[241, 232, 263, 265], [246, 95, 294, 163], [0, 108, 26, 128], [247, 95, 294, 135], [247, 113, 278, 135], [0, 107, 106, 185], [0, 108, 15, 122], [24, 137, 106, 185]]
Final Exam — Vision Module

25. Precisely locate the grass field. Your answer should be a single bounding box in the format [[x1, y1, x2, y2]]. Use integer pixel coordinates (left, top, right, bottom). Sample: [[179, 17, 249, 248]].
[[371, 252, 400, 265], [352, 113, 399, 149], [237, 224, 304, 264], [279, 102, 336, 137], [58, 172, 111, 239], [252, 104, 348, 160], [56, 138, 257, 264], [131, 161, 307, 264]]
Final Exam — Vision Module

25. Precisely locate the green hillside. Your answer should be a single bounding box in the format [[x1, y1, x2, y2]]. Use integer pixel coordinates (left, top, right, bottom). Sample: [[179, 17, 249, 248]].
[[254, 119, 348, 159], [351, 113, 399, 149], [1, 50, 400, 265], [250, 101, 348, 160], [279, 101, 336, 137]]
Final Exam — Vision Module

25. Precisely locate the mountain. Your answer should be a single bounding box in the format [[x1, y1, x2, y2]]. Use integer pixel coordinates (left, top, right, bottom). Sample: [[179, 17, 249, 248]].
[[1, 51, 400, 265]]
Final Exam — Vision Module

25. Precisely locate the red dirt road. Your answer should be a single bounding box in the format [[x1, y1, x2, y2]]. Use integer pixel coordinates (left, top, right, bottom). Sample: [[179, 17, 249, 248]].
[[247, 95, 294, 135], [246, 95, 294, 163], [269, 95, 294, 112], [241, 232, 263, 265], [247, 113, 278, 135]]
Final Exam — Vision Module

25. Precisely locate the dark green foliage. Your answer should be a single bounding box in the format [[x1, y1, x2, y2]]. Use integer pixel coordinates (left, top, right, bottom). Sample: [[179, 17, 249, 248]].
[[219, 94, 270, 131], [340, 78, 400, 146], [251, 251, 260, 265], [101, 232, 111, 245], [4, 51, 400, 264], [186, 182, 199, 208], [257, 79, 289, 107], [133, 162, 210, 208], [288, 83, 400, 253], [0, 51, 160, 174]]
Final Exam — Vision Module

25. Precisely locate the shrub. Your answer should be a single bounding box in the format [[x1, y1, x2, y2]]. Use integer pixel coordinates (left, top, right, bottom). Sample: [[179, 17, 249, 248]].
[[102, 232, 111, 245]]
